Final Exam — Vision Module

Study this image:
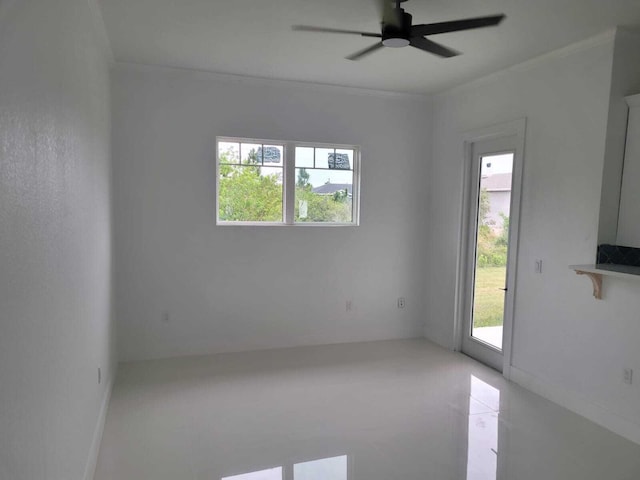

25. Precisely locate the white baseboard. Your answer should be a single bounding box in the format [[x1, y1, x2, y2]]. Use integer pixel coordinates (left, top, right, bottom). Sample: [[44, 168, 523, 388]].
[[82, 379, 114, 480], [510, 366, 640, 445]]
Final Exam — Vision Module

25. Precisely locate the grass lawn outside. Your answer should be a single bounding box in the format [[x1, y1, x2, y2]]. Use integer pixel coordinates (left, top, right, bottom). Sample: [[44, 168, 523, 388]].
[[473, 266, 507, 328]]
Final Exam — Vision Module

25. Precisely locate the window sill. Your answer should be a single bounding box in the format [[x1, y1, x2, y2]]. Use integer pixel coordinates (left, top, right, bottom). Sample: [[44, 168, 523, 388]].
[[216, 221, 358, 227]]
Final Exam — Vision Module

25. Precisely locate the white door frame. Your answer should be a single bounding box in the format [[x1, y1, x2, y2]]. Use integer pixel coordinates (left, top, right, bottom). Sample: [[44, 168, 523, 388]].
[[453, 118, 526, 378]]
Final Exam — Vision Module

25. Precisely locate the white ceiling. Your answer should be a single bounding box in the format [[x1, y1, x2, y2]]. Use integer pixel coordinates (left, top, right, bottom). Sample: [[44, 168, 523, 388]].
[[97, 0, 640, 94]]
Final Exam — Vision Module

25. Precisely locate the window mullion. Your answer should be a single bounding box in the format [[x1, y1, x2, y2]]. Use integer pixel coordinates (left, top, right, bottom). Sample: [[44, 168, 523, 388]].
[[284, 142, 296, 224]]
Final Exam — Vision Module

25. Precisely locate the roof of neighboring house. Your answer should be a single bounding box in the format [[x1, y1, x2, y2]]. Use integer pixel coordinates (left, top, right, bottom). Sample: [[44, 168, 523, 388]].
[[312, 183, 353, 195], [482, 173, 512, 192]]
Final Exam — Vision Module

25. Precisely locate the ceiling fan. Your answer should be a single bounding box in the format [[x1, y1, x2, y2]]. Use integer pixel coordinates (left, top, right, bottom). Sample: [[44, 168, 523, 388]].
[[292, 0, 505, 61]]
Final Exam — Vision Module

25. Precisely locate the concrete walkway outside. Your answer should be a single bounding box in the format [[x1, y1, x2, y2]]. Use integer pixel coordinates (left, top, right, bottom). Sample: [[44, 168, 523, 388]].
[[473, 325, 503, 349]]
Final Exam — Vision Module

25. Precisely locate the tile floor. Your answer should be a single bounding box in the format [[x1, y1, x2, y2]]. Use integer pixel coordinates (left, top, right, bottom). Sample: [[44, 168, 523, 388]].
[[94, 339, 640, 480]]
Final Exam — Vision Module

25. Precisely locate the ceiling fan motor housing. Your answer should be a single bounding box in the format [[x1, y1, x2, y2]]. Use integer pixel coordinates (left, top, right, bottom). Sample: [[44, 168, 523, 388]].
[[382, 11, 412, 47]]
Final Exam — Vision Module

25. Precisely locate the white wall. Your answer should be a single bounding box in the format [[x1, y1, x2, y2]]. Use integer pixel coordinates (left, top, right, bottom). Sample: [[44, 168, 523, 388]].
[[112, 65, 432, 361], [0, 1, 114, 479], [427, 30, 640, 443]]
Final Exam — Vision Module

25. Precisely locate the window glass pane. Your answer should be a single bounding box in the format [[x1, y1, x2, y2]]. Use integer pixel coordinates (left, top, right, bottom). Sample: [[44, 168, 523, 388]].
[[260, 166, 283, 182], [333, 149, 353, 170], [329, 149, 353, 170], [261, 144, 283, 166], [294, 456, 347, 480], [295, 147, 314, 168], [314, 148, 334, 169], [240, 143, 262, 165], [219, 142, 240, 164], [295, 168, 353, 223], [219, 165, 283, 222]]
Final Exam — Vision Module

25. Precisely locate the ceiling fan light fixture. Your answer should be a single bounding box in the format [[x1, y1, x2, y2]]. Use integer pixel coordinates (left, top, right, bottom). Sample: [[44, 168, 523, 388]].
[[382, 37, 410, 48]]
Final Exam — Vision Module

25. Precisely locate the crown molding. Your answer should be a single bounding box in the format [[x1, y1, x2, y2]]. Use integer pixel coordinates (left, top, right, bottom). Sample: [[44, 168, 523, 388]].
[[112, 61, 433, 102]]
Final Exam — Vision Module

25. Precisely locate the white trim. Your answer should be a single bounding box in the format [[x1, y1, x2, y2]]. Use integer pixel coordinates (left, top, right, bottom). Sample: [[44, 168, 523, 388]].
[[215, 222, 358, 227], [453, 145, 470, 353], [510, 366, 640, 445], [284, 142, 296, 224], [460, 119, 527, 144], [113, 62, 432, 101], [455, 118, 526, 378], [502, 119, 526, 380], [82, 378, 114, 480], [87, 0, 114, 63]]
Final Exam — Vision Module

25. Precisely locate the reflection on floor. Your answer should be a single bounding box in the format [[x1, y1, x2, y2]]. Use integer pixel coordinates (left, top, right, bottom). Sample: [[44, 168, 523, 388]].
[[223, 466, 282, 480], [94, 339, 640, 480], [222, 455, 347, 480], [467, 376, 499, 480]]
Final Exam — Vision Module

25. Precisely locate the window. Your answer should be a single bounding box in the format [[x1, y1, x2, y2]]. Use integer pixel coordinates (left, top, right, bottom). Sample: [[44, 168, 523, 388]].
[[217, 137, 360, 225]]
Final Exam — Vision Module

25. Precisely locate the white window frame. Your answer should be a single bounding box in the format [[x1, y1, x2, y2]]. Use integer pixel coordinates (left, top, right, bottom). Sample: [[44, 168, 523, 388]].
[[216, 136, 360, 226]]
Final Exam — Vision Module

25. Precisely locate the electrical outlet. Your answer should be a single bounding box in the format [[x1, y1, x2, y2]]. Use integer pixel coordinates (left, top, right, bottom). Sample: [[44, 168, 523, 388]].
[[346, 300, 352, 312], [624, 368, 633, 385], [397, 297, 405, 309]]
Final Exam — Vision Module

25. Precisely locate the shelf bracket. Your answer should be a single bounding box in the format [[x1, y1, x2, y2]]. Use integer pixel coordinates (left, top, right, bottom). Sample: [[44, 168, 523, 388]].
[[574, 270, 603, 299]]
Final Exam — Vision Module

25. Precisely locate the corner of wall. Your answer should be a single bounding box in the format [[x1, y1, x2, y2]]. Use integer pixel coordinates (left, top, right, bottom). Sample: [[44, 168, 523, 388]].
[[87, 0, 114, 63], [82, 378, 114, 480]]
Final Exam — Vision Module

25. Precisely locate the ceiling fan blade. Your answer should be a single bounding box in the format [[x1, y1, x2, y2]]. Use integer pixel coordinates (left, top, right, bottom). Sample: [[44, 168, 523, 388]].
[[409, 37, 459, 58], [346, 42, 384, 61], [411, 14, 505, 37], [292, 25, 382, 38]]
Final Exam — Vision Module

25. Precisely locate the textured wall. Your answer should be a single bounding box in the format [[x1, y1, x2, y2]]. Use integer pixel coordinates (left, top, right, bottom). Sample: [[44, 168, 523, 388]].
[[0, 1, 113, 479], [112, 65, 432, 361]]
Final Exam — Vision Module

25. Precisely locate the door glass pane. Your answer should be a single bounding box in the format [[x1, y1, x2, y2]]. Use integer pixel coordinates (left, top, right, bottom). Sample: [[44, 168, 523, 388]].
[[471, 153, 513, 350]]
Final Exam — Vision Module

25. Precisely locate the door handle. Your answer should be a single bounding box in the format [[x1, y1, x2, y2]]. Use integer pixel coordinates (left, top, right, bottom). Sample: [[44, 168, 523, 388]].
[[499, 287, 508, 291]]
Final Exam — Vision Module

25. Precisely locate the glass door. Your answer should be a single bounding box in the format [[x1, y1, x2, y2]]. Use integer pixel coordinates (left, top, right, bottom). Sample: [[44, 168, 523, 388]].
[[462, 135, 520, 371], [472, 152, 513, 350]]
